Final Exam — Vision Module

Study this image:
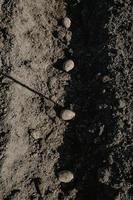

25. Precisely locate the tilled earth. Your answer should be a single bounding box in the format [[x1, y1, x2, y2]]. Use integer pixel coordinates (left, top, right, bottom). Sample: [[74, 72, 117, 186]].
[[0, 0, 133, 199]]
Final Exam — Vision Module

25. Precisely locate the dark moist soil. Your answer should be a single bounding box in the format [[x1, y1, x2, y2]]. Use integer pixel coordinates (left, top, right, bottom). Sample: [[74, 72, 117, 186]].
[[0, 0, 133, 200]]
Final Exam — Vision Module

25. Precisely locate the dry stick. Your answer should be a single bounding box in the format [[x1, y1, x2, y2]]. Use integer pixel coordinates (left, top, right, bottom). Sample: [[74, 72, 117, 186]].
[[1, 72, 55, 104]]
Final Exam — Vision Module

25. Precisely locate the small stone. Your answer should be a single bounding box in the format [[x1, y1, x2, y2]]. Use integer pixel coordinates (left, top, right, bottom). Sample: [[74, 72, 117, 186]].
[[63, 17, 71, 29], [32, 130, 42, 140], [63, 60, 75, 72], [102, 75, 111, 83], [58, 170, 74, 183], [60, 109, 75, 121]]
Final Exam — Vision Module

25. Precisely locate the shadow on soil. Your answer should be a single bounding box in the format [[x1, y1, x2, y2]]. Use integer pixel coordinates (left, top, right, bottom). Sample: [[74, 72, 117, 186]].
[[55, 0, 119, 200]]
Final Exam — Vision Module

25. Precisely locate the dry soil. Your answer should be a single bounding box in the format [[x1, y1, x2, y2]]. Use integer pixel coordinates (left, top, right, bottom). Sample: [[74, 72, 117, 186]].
[[0, 0, 133, 200]]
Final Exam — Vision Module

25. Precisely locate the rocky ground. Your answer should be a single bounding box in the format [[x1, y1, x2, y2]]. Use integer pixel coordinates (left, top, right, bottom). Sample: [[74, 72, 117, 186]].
[[0, 0, 133, 199]]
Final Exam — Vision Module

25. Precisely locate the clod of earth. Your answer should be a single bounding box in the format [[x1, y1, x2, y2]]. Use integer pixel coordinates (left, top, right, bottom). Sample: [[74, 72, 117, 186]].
[[58, 170, 74, 183], [63, 17, 71, 29], [60, 109, 75, 121], [63, 59, 75, 72]]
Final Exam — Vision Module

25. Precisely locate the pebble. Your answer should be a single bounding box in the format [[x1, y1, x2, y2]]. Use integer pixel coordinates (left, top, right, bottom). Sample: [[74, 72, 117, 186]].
[[102, 75, 111, 83], [32, 130, 42, 140], [60, 109, 75, 121], [63, 59, 75, 72], [58, 170, 74, 183], [63, 17, 71, 29]]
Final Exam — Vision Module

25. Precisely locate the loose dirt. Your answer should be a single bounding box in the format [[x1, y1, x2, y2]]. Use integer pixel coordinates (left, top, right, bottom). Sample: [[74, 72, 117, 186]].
[[0, 0, 132, 200]]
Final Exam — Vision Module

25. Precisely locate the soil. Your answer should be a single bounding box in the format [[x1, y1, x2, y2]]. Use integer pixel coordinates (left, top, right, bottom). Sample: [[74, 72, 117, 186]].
[[0, 0, 133, 200]]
